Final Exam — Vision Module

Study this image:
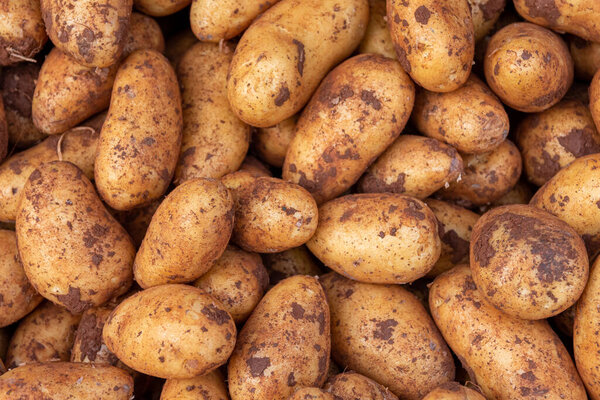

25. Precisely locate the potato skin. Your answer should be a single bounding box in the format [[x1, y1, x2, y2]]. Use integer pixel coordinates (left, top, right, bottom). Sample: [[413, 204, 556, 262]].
[[283, 54, 415, 204], [387, 0, 474, 92], [591, 69, 600, 130], [161, 370, 229, 400], [70, 306, 121, 365], [228, 275, 330, 400], [123, 12, 165, 55], [227, 0, 369, 127], [422, 382, 485, 400], [307, 194, 441, 284], [324, 372, 398, 400], [95, 49, 182, 211], [254, 115, 298, 168], [429, 265, 586, 400], [358, 0, 395, 58], [16, 161, 135, 313], [469, 0, 506, 41], [570, 37, 600, 81], [263, 246, 322, 285], [289, 387, 335, 400], [114, 199, 161, 247], [321, 273, 454, 400], [134, 0, 191, 16], [0, 0, 47, 66]]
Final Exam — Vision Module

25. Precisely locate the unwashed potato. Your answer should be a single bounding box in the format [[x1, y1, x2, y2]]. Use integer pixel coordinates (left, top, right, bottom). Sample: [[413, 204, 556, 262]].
[[429, 265, 587, 400], [123, 12, 165, 55], [570, 37, 600, 81], [254, 115, 298, 168], [16, 161, 135, 313], [175, 42, 250, 184], [324, 372, 398, 400], [357, 135, 463, 199], [488, 179, 533, 208], [387, 0, 474, 92], [161, 370, 229, 400], [283, 54, 415, 204], [134, 0, 191, 16], [307, 194, 441, 284], [422, 382, 485, 400], [227, 0, 369, 127], [239, 155, 273, 177], [321, 273, 454, 400], [0, 362, 133, 400], [468, 0, 506, 41], [358, 0, 395, 58], [0, 99, 6, 165], [228, 275, 330, 400], [0, 0, 47, 66], [114, 199, 161, 247], [71, 306, 119, 365], [591, 69, 600, 130], [263, 246, 322, 285], [412, 75, 509, 154], [484, 22, 573, 113], [289, 387, 335, 400]]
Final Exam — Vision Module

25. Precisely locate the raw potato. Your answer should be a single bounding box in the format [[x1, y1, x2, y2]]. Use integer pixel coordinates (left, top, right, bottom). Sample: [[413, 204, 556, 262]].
[[134, 0, 191, 16], [591, 69, 600, 130], [570, 37, 600, 81], [0, 0, 47, 66], [114, 200, 161, 247], [161, 370, 229, 400], [307, 194, 441, 284], [16, 161, 135, 313], [357, 135, 463, 199], [254, 115, 298, 168], [429, 265, 587, 400], [387, 0, 474, 92], [227, 0, 369, 127], [283, 54, 415, 204], [228, 275, 330, 400], [358, 0, 395, 58], [0, 362, 133, 400], [123, 12, 165, 56], [412, 75, 509, 154], [324, 372, 398, 400], [469, 0, 506, 41], [263, 246, 322, 285], [103, 284, 236, 379], [422, 382, 485, 400], [289, 387, 335, 400], [321, 273, 454, 400], [239, 155, 273, 177], [484, 23, 573, 113], [175, 42, 250, 183], [489, 179, 533, 208], [71, 306, 119, 365], [95, 49, 182, 211]]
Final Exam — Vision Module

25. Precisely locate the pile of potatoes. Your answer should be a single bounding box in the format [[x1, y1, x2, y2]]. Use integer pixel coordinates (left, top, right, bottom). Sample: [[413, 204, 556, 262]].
[[1, 0, 600, 399]]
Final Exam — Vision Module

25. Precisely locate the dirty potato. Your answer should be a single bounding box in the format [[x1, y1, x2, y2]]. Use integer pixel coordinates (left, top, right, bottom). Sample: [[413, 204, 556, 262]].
[[289, 387, 335, 400], [134, 0, 191, 16], [358, 0, 395, 58], [254, 115, 298, 168], [70, 306, 119, 365], [570, 37, 600, 81], [591, 69, 600, 130], [123, 12, 165, 55], [263, 246, 322, 285], [469, 0, 506, 41], [422, 382, 485, 400], [0, 0, 47, 66], [161, 370, 229, 400], [324, 372, 398, 400]]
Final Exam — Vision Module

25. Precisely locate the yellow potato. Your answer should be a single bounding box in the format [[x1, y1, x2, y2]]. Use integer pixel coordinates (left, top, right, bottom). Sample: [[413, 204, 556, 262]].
[[123, 12, 165, 55], [324, 372, 398, 400], [134, 0, 191, 16], [422, 382, 485, 400], [70, 306, 119, 365], [570, 37, 600, 81], [263, 246, 323, 285], [254, 115, 298, 168], [0, 0, 47, 66], [289, 387, 335, 400], [591, 69, 600, 130], [469, 0, 506, 41], [161, 370, 229, 400], [358, 0, 395, 58]]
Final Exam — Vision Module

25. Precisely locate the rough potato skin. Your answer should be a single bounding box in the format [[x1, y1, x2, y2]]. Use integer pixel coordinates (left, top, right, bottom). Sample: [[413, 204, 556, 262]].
[[161, 370, 229, 400], [358, 0, 395, 58], [321, 273, 454, 400], [0, 0, 47, 66], [0, 362, 134, 400], [254, 115, 298, 168], [263, 246, 322, 285], [429, 265, 587, 400], [324, 372, 398, 400], [70, 306, 120, 365], [175, 42, 250, 183], [422, 382, 486, 400], [123, 12, 165, 56], [307, 193, 441, 284], [484, 23, 573, 113], [227, 0, 369, 127], [591, 69, 600, 130], [95, 49, 182, 211], [289, 387, 335, 400], [387, 0, 474, 92], [134, 0, 191, 16], [283, 54, 415, 204], [570, 37, 600, 81], [469, 0, 506, 41], [228, 275, 331, 400], [16, 161, 135, 313]]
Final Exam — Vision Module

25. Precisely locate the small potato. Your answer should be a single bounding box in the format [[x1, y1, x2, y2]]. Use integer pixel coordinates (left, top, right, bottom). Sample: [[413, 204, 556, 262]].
[[134, 0, 191, 16], [387, 0, 474, 92], [484, 23, 573, 112], [517, 98, 600, 186], [239, 155, 273, 177], [422, 382, 485, 400], [95, 49, 182, 211], [228, 275, 330, 400], [591, 69, 600, 130], [469, 0, 506, 41], [16, 161, 135, 313], [6, 302, 80, 368], [71, 306, 119, 365], [194, 245, 269, 323], [412, 75, 509, 154], [429, 265, 587, 400], [254, 115, 298, 168], [161, 370, 229, 400], [0, 362, 133, 400], [307, 194, 441, 284], [570, 37, 600, 81], [123, 12, 165, 55], [289, 387, 335, 400], [324, 372, 398, 400], [321, 273, 454, 400], [283, 54, 415, 204], [357, 135, 463, 199], [165, 29, 197, 68], [103, 284, 236, 379], [114, 200, 161, 247], [438, 139, 522, 207], [0, 0, 47, 66], [263, 246, 322, 285], [358, 0, 395, 58], [488, 179, 533, 208], [227, 0, 369, 127], [175, 42, 250, 183]]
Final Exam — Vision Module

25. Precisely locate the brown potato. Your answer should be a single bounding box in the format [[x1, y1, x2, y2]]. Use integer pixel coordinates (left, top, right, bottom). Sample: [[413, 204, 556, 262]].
[[570, 37, 600, 81], [0, 0, 47, 66], [488, 179, 534, 208], [283, 54, 415, 204], [114, 199, 161, 247], [324, 372, 398, 400], [358, 0, 395, 58], [161, 370, 229, 400], [591, 69, 600, 130], [165, 29, 197, 68], [321, 273, 454, 400], [254, 115, 298, 168], [422, 382, 485, 400], [263, 246, 322, 285], [469, 0, 506, 41], [289, 387, 335, 400], [123, 12, 165, 55], [239, 155, 273, 177], [134, 0, 191, 16], [70, 306, 119, 365]]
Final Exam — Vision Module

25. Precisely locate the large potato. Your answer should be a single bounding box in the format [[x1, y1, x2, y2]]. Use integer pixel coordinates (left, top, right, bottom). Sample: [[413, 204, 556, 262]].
[[161, 370, 229, 400], [570, 37, 600, 81], [254, 115, 298, 168], [227, 0, 369, 127], [321, 273, 454, 400], [469, 0, 506, 41], [324, 372, 398, 400], [134, 0, 191, 16], [358, 0, 395, 58], [263, 246, 322, 285], [0, 0, 47, 66], [283, 54, 415, 204], [422, 382, 485, 400], [71, 306, 120, 365]]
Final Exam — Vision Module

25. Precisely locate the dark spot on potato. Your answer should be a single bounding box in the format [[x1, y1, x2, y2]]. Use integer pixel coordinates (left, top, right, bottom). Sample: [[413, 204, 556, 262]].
[[287, 372, 296, 386], [394, 44, 412, 73], [521, 50, 532, 60], [56, 287, 92, 314], [274, 85, 290, 106], [440, 227, 470, 264], [247, 356, 271, 377], [201, 305, 230, 325], [360, 90, 382, 110], [292, 39, 305, 77], [142, 137, 156, 146], [414, 5, 432, 24], [531, 150, 561, 182], [557, 128, 600, 157], [76, 313, 103, 362], [291, 302, 305, 319], [372, 319, 398, 341], [281, 206, 298, 216], [403, 199, 425, 220], [524, 0, 561, 23], [480, 0, 506, 20]]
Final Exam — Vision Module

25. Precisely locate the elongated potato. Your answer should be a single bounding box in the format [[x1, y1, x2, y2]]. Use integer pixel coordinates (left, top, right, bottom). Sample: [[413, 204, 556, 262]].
[[254, 115, 298, 168], [95, 49, 182, 210], [161, 370, 229, 400], [283, 54, 415, 204], [70, 306, 119, 365], [263, 246, 322, 285], [570, 37, 600, 81], [324, 372, 398, 400], [469, 0, 506, 41], [422, 382, 485, 400], [358, 0, 395, 58], [134, 0, 191, 16], [0, 0, 47, 66], [227, 0, 369, 127]]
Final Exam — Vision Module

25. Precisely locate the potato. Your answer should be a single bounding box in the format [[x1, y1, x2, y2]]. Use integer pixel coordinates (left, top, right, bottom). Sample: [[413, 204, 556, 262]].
[[254, 115, 298, 168], [227, 0, 369, 127], [324, 372, 398, 400], [489, 179, 533, 208], [412, 75, 509, 154], [429, 265, 586, 400], [517, 98, 600, 186], [469, 0, 506, 41], [263, 246, 322, 285], [0, 362, 133, 400], [95, 49, 182, 211], [6, 301, 80, 368], [357, 135, 463, 199], [16, 161, 135, 313], [424, 199, 479, 277], [165, 29, 197, 68], [103, 284, 236, 379], [307, 194, 440, 284], [71, 306, 119, 365], [289, 387, 335, 400], [228, 275, 330, 400], [123, 12, 165, 55], [239, 155, 273, 177], [484, 23, 573, 113], [114, 199, 161, 247], [41, 0, 132, 68], [283, 54, 415, 204], [134, 178, 233, 288], [175, 42, 250, 184], [422, 382, 485, 400], [321, 273, 454, 400], [387, 0, 474, 92], [438, 139, 522, 207], [0, 0, 47, 66], [161, 370, 229, 400], [134, 0, 191, 16], [358, 0, 395, 58], [570, 37, 600, 81], [591, 69, 600, 130]]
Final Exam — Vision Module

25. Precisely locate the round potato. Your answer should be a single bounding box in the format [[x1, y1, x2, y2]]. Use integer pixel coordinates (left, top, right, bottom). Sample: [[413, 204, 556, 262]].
[[307, 193, 441, 284], [324, 372, 398, 400], [422, 382, 485, 400], [570, 37, 600, 81], [0, 0, 47, 66], [71, 306, 119, 365], [591, 69, 600, 130], [134, 0, 191, 16], [123, 12, 165, 55], [161, 370, 229, 400], [263, 246, 322, 285], [254, 115, 298, 168], [358, 0, 395, 58], [469, 0, 506, 41]]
